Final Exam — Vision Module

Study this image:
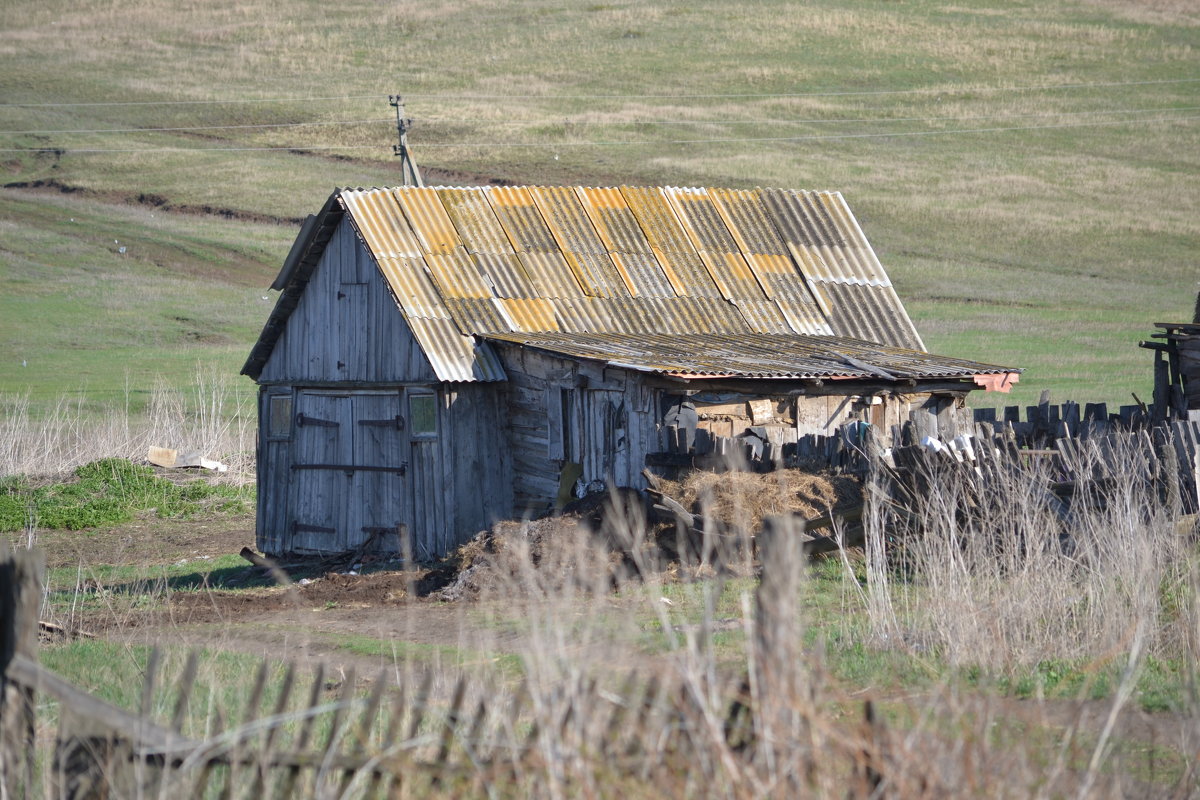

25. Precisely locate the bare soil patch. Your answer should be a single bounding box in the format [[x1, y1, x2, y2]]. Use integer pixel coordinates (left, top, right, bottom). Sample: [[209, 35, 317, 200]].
[[13, 512, 255, 569]]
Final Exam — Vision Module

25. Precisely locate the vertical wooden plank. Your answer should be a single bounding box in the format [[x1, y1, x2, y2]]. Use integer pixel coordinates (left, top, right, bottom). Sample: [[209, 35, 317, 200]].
[[273, 663, 326, 800], [0, 543, 42, 800]]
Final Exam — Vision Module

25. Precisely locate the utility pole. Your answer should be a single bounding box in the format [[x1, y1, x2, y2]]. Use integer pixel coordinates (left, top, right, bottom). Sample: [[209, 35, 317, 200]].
[[389, 95, 423, 187]]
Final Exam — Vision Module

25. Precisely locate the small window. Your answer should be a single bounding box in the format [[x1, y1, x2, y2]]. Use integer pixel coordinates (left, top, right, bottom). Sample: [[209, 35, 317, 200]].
[[267, 394, 293, 440], [409, 393, 437, 438]]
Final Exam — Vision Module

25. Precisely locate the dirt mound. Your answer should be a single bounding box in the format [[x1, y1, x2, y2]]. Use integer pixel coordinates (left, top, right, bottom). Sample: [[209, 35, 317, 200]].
[[662, 469, 860, 536], [292, 571, 413, 606], [438, 514, 628, 602]]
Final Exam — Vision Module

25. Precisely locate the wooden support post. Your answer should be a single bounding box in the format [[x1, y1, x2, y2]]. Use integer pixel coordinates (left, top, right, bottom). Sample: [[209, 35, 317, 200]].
[[755, 517, 804, 735], [1153, 351, 1170, 423], [0, 541, 42, 800]]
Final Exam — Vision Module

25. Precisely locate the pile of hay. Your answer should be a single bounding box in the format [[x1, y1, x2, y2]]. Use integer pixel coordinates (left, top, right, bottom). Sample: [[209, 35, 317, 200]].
[[660, 469, 861, 537]]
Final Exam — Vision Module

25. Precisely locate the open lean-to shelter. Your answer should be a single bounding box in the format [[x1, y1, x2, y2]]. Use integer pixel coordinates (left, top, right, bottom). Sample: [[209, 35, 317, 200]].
[[242, 185, 1019, 559]]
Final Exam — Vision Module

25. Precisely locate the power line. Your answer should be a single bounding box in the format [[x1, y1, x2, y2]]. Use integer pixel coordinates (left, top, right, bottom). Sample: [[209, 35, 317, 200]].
[[1, 118, 393, 135], [4, 105, 1196, 137], [2, 76, 1197, 108], [402, 77, 1200, 100], [514, 105, 1200, 126], [1, 113, 1195, 154]]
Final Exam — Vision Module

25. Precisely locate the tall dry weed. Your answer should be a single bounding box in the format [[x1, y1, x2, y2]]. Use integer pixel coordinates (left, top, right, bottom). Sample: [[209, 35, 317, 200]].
[[0, 367, 254, 481]]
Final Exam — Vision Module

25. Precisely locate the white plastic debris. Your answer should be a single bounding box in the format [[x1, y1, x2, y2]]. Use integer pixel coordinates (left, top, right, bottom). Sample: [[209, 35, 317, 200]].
[[920, 436, 945, 455]]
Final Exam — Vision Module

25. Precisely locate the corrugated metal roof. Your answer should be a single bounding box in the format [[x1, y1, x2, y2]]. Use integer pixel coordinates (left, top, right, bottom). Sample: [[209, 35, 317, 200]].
[[761, 188, 923, 350], [254, 185, 981, 383], [470, 252, 537, 298], [391, 187, 460, 255], [437, 188, 513, 255], [408, 316, 506, 382], [481, 331, 1013, 381]]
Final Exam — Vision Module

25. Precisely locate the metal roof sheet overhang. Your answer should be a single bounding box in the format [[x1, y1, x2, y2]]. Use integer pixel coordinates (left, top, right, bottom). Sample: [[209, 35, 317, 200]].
[[481, 331, 1021, 391]]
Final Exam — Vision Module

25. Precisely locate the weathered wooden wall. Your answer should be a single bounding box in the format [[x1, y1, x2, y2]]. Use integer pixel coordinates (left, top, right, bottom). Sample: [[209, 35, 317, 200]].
[[434, 384, 513, 559], [253, 219, 513, 559], [497, 346, 659, 514], [258, 219, 436, 386]]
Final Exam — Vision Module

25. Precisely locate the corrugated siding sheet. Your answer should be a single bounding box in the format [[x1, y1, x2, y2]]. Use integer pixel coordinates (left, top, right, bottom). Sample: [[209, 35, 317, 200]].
[[325, 184, 936, 382]]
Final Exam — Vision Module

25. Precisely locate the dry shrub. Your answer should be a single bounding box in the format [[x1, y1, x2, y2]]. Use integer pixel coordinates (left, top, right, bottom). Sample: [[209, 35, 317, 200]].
[[663, 469, 861, 536]]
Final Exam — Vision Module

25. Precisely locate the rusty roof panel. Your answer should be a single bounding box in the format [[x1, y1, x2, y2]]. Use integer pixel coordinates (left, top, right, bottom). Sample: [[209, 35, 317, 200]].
[[515, 251, 585, 298], [375, 256, 448, 319], [437, 188, 514, 255], [608, 251, 675, 298], [407, 315, 506, 382], [733, 300, 793, 334], [576, 187, 654, 254], [487, 186, 560, 252], [528, 186, 606, 254], [481, 331, 1011, 381], [467, 252, 535, 299], [497, 297, 558, 331], [339, 189, 423, 257], [708, 188, 788, 256], [423, 252, 492, 299], [444, 297, 509, 333]]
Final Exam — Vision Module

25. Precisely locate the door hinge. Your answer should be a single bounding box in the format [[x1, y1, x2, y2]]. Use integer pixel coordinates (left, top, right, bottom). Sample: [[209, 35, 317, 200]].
[[296, 413, 339, 428], [358, 416, 405, 430]]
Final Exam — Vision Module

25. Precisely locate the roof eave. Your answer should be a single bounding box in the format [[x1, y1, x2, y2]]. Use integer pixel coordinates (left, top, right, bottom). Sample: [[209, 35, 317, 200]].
[[241, 191, 345, 381]]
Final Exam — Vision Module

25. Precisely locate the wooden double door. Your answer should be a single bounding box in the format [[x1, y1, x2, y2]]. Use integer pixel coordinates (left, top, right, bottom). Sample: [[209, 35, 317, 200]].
[[289, 390, 410, 554]]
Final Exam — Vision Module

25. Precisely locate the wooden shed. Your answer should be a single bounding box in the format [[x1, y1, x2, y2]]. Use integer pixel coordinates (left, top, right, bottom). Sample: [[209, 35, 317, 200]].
[[242, 185, 1019, 559]]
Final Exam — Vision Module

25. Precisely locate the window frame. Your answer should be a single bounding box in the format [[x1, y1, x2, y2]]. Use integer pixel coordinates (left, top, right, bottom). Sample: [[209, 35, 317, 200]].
[[265, 392, 294, 441], [408, 391, 439, 439]]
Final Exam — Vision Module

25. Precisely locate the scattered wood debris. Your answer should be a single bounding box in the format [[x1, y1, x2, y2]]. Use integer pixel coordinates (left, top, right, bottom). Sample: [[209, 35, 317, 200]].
[[147, 446, 227, 472]]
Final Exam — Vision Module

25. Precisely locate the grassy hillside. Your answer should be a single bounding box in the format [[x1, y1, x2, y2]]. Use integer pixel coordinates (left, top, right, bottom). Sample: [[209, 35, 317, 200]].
[[1, 0, 1197, 412]]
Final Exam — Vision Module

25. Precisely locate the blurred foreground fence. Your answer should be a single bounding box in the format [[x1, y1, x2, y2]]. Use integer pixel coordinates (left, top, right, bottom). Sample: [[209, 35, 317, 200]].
[[0, 538, 892, 800]]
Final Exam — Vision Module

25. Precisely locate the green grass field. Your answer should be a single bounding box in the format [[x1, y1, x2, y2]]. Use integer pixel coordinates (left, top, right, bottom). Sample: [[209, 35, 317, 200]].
[[1, 0, 1197, 412]]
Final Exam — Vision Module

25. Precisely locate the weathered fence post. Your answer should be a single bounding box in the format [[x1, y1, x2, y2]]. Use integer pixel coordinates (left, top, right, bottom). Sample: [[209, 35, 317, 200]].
[[0, 540, 43, 800], [755, 515, 806, 781]]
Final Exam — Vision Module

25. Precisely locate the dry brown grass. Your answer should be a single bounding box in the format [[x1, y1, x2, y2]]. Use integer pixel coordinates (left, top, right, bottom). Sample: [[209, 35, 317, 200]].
[[663, 469, 862, 536], [0, 368, 254, 481]]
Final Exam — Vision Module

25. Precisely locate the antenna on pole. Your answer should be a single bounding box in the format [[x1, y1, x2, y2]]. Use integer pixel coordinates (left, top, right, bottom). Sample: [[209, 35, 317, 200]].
[[389, 95, 423, 187]]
